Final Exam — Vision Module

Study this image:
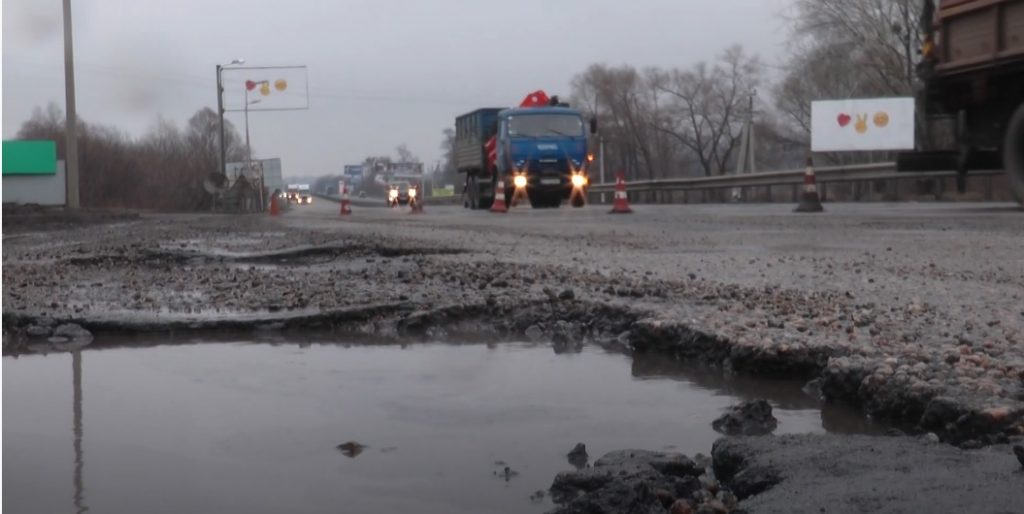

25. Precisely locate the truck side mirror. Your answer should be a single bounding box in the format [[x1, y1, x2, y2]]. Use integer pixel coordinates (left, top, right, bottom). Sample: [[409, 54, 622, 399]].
[[589, 118, 598, 135]]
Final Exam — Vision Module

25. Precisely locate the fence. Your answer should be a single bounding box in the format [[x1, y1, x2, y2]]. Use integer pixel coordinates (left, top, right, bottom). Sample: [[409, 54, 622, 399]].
[[586, 164, 1012, 204]]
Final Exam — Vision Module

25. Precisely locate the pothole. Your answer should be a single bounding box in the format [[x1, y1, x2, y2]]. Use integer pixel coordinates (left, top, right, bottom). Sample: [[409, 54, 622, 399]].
[[59, 243, 467, 269]]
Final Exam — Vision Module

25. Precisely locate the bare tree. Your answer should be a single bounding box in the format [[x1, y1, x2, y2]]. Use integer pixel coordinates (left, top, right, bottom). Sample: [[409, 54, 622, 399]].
[[571, 63, 660, 180], [13, 104, 247, 210], [437, 127, 458, 186], [775, 0, 926, 159], [395, 143, 419, 163], [788, 0, 925, 97], [654, 45, 764, 176]]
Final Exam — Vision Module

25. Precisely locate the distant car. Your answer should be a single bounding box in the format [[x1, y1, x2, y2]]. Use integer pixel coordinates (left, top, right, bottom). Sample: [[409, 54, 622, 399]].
[[358, 190, 367, 198], [286, 184, 312, 205], [387, 181, 411, 207]]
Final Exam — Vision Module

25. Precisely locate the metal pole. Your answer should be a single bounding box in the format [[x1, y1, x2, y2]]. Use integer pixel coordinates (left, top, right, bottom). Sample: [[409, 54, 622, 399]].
[[62, 0, 80, 209], [599, 135, 606, 203], [217, 65, 226, 176], [749, 91, 757, 174], [245, 89, 253, 212], [245, 88, 251, 171]]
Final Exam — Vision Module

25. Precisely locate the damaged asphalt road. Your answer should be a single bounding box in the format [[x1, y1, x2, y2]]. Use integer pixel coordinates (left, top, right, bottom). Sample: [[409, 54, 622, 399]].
[[3, 201, 1023, 511]]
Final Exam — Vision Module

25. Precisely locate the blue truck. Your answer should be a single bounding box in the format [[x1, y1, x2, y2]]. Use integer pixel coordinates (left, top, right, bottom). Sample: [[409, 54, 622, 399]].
[[455, 91, 596, 209]]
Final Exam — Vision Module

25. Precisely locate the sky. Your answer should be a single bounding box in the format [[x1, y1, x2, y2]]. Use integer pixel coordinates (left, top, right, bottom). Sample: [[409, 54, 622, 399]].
[[3, 0, 793, 178]]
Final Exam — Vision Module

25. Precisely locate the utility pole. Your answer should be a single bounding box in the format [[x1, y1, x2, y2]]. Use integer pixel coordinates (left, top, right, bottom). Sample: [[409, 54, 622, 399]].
[[599, 135, 606, 203], [735, 90, 757, 175], [217, 64, 226, 177], [216, 59, 245, 177], [62, 0, 80, 209]]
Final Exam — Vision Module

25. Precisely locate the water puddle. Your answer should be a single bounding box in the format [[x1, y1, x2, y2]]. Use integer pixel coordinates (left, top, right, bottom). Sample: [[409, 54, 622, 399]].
[[3, 341, 883, 514]]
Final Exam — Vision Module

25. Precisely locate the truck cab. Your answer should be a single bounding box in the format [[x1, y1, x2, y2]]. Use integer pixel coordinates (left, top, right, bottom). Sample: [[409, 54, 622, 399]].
[[496, 107, 590, 208]]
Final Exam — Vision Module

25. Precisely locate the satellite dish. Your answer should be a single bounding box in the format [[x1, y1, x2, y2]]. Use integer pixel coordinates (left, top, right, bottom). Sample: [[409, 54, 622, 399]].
[[203, 172, 229, 194]]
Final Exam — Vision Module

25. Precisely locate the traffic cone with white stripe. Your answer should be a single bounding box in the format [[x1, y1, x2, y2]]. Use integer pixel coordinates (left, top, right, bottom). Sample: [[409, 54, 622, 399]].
[[794, 156, 824, 213], [609, 172, 633, 214], [409, 184, 425, 214], [339, 183, 352, 216], [490, 180, 508, 213]]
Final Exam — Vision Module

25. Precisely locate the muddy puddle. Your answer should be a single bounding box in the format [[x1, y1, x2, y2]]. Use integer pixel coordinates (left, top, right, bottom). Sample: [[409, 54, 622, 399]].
[[3, 341, 884, 514]]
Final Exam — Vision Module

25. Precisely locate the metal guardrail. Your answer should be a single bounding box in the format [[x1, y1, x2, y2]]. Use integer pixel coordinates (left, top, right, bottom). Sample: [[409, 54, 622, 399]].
[[586, 162, 1002, 194]]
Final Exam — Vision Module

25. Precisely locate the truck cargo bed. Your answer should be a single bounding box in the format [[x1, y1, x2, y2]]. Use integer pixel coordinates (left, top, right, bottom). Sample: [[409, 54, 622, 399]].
[[936, 0, 1024, 75]]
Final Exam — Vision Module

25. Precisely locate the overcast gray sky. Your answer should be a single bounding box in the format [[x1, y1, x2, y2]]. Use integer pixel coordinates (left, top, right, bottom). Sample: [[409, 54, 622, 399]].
[[3, 0, 792, 178]]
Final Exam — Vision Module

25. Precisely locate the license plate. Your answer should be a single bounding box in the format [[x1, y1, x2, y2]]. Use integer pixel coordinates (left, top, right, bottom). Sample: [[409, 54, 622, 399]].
[[540, 178, 560, 185]]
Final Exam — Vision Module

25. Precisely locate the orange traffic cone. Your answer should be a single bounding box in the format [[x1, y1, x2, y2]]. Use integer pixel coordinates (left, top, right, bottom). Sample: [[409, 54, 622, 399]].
[[339, 183, 352, 216], [794, 157, 824, 213], [609, 172, 633, 214], [269, 193, 281, 216], [409, 185, 425, 214], [491, 180, 508, 213]]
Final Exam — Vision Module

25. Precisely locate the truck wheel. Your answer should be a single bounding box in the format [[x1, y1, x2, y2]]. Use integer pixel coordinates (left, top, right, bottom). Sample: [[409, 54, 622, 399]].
[[476, 169, 496, 210], [1004, 102, 1024, 206], [468, 175, 479, 210], [570, 192, 586, 208]]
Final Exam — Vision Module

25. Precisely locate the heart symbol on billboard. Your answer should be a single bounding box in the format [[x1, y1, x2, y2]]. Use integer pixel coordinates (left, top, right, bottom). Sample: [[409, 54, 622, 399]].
[[837, 113, 852, 128]]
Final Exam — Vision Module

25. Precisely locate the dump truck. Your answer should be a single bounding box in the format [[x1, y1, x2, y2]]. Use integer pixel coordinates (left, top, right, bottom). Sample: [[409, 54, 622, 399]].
[[455, 91, 596, 209], [899, 0, 1024, 203]]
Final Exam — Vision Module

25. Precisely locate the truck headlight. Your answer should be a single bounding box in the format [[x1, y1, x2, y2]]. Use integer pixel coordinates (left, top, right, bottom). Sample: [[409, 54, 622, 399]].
[[408, 188, 417, 199], [571, 174, 587, 188], [389, 189, 398, 199], [513, 175, 528, 189]]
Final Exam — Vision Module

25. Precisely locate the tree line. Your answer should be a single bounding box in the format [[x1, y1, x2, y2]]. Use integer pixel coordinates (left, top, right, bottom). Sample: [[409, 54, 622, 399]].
[[15, 103, 249, 210]]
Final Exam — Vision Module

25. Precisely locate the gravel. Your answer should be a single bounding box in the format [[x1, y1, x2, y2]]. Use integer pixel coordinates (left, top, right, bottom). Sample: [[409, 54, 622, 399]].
[[2, 203, 1022, 440]]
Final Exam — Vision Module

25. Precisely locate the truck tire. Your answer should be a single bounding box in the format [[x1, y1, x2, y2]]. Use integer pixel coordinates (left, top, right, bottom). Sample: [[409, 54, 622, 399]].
[[1004, 102, 1024, 206], [468, 175, 480, 210], [570, 192, 586, 208]]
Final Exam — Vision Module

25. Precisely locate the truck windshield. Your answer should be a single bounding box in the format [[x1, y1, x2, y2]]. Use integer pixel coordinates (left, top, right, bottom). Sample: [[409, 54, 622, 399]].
[[508, 114, 584, 138]]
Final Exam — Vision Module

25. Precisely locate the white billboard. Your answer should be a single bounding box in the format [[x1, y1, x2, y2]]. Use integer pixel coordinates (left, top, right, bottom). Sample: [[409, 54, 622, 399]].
[[811, 97, 915, 152], [222, 66, 309, 112]]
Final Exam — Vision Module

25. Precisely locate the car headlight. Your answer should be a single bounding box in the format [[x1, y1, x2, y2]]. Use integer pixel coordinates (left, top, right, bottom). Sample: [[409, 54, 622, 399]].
[[571, 174, 587, 188], [513, 175, 528, 189], [389, 189, 398, 199], [408, 188, 417, 198]]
